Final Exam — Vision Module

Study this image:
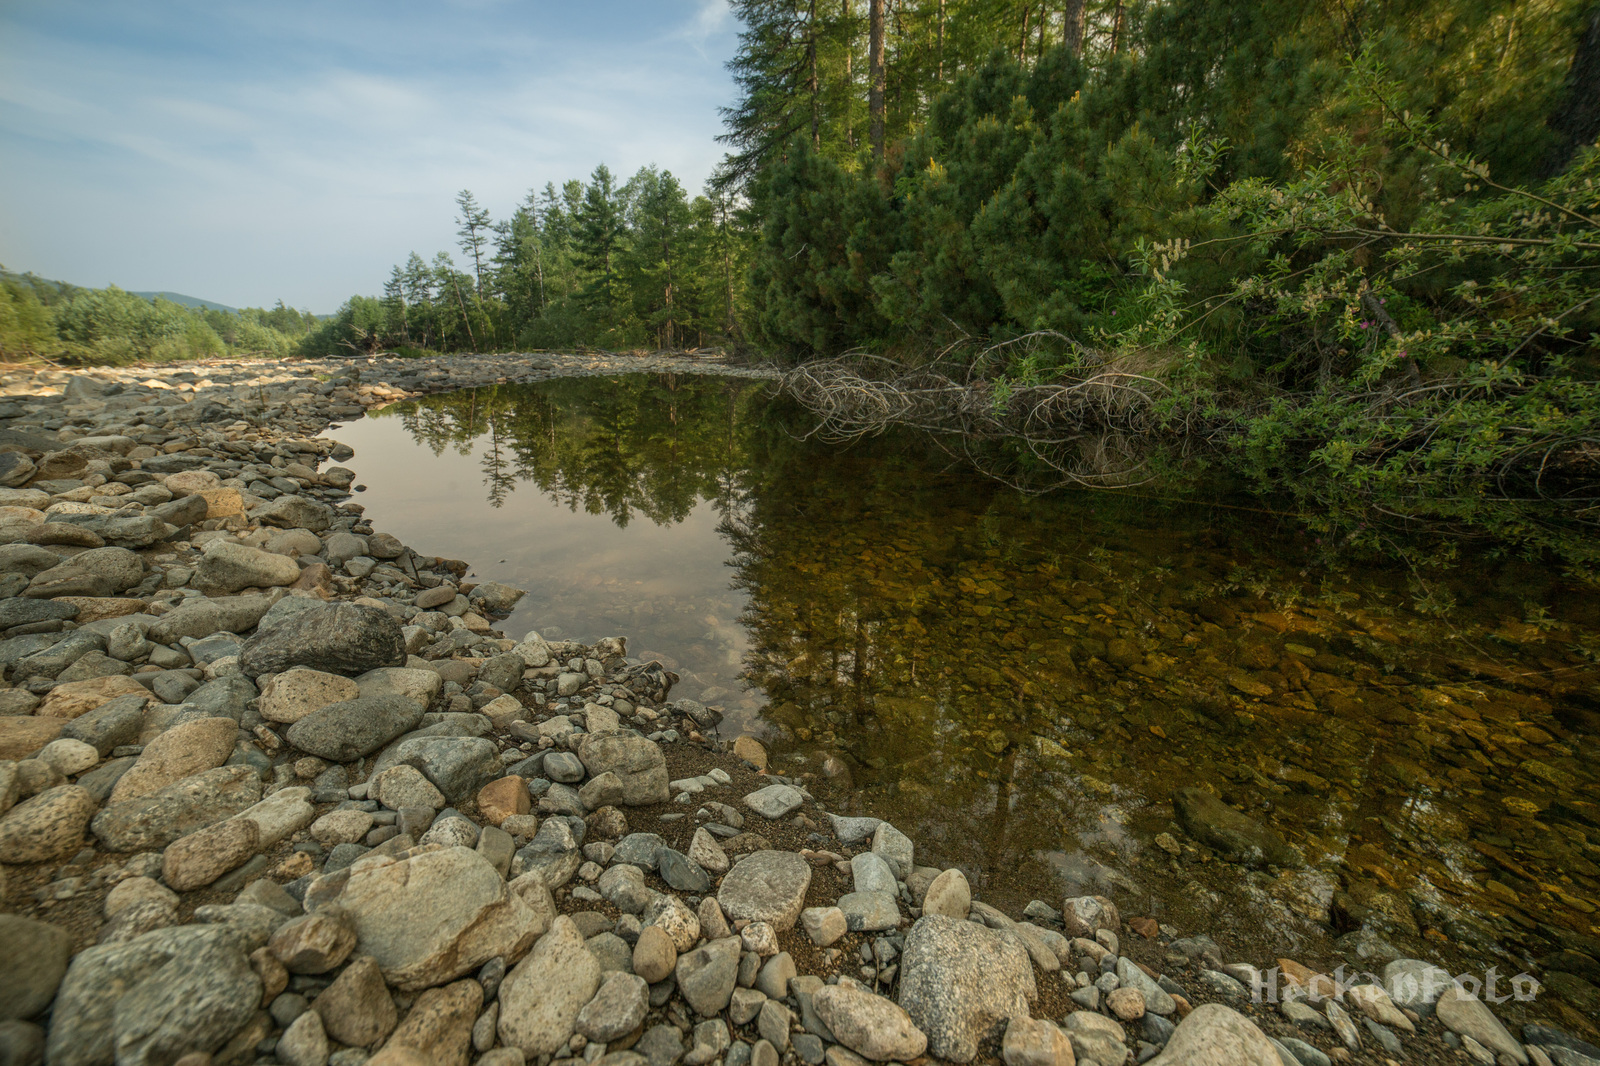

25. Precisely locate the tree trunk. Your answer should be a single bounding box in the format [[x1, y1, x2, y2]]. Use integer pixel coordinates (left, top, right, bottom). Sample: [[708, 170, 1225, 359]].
[[869, 0, 885, 161], [1018, 3, 1031, 62], [1544, 2, 1600, 176], [843, 0, 855, 147], [937, 0, 945, 82], [1063, 0, 1085, 56], [1110, 0, 1125, 54], [808, 0, 820, 150]]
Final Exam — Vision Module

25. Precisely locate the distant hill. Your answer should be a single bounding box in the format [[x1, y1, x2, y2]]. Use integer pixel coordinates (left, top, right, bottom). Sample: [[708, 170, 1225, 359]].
[[131, 291, 238, 313]]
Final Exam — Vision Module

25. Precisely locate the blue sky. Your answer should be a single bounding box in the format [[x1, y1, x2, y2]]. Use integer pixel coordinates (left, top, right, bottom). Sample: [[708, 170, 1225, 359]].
[[0, 0, 740, 312]]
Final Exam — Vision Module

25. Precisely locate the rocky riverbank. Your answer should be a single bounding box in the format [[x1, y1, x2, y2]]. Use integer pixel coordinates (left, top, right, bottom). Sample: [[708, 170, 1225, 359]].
[[0, 353, 1593, 1066]]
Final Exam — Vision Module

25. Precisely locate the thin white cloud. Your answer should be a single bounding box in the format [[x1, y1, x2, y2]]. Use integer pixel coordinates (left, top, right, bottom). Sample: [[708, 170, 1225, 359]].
[[0, 1, 742, 310]]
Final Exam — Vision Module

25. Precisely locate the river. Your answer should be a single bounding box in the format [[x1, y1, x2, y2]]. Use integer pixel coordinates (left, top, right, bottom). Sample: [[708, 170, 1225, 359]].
[[325, 369, 1600, 1036]]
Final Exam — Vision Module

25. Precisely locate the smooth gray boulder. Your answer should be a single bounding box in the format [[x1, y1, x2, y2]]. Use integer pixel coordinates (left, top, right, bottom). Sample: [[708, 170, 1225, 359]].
[[285, 695, 425, 762], [145, 596, 276, 644]]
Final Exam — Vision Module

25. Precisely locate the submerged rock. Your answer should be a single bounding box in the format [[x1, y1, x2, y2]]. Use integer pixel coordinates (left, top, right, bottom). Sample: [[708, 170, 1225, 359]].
[[1172, 787, 1300, 868]]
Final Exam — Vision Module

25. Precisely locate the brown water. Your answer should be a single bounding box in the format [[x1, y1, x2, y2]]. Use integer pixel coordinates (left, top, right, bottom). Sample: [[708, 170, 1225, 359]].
[[328, 371, 1600, 1033]]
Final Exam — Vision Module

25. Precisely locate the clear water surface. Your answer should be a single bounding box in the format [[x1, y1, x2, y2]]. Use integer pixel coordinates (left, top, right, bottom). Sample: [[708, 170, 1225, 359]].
[[325, 371, 1600, 1035]]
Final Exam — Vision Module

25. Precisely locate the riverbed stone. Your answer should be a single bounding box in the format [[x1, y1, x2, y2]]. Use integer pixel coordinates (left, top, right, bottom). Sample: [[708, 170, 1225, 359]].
[[718, 849, 812, 931], [643, 893, 702, 952], [1172, 787, 1300, 868], [813, 980, 927, 1062], [91, 764, 262, 851], [61, 693, 146, 756], [1118, 955, 1176, 1015], [675, 937, 742, 1017], [921, 868, 971, 919], [316, 954, 397, 1047], [838, 891, 900, 932], [0, 915, 72, 1020], [285, 695, 425, 762], [577, 971, 650, 1042], [276, 1009, 328, 1066], [498, 916, 602, 1056], [369, 764, 445, 810], [239, 601, 405, 678], [1063, 1011, 1127, 1066], [37, 675, 149, 720], [388, 736, 500, 803], [385, 979, 482, 1066], [744, 783, 804, 819], [144, 596, 274, 645], [270, 910, 358, 974], [46, 925, 261, 1066], [1382, 958, 1455, 1016], [25, 547, 143, 599], [801, 906, 847, 947], [335, 845, 545, 991], [897, 914, 1036, 1063], [870, 822, 913, 880], [109, 716, 237, 804], [576, 732, 669, 805], [1000, 1017, 1072, 1066], [1146, 1003, 1281, 1066], [162, 816, 260, 891], [1436, 986, 1527, 1064], [194, 540, 301, 592], [0, 784, 96, 863], [259, 668, 362, 724], [251, 494, 334, 532], [1345, 981, 1415, 1032]]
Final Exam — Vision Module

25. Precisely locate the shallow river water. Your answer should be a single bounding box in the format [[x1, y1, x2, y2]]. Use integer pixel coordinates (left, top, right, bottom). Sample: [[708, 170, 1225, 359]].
[[327, 371, 1600, 1033]]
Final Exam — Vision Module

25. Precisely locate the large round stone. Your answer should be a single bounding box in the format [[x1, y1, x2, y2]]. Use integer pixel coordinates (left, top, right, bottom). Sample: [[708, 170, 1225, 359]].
[[239, 602, 405, 678], [194, 541, 301, 593]]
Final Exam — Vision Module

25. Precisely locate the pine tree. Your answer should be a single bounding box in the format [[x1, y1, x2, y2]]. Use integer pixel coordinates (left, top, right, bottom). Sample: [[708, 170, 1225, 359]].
[[455, 190, 493, 296], [574, 165, 628, 338]]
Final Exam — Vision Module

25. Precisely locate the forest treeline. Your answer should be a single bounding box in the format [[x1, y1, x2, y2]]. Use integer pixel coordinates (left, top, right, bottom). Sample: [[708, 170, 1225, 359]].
[[298, 169, 751, 358], [0, 270, 317, 364]]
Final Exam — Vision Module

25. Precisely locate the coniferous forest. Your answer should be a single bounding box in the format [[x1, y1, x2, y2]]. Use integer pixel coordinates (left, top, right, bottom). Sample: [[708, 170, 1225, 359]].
[[5, 0, 1598, 571]]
